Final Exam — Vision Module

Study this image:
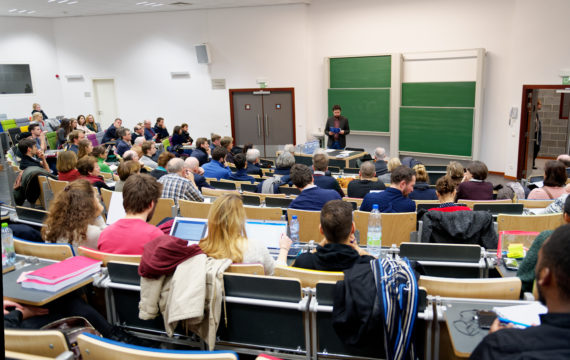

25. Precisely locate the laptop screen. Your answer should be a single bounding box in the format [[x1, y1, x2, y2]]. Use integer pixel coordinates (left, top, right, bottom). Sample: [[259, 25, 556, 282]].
[[170, 217, 208, 242], [245, 220, 288, 250]]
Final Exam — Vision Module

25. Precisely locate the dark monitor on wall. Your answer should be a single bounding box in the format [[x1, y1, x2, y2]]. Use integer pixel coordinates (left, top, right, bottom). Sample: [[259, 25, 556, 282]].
[[0, 64, 33, 94]]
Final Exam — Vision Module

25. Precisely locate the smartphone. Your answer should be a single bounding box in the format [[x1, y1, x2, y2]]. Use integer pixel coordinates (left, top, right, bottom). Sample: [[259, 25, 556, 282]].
[[477, 310, 497, 329]]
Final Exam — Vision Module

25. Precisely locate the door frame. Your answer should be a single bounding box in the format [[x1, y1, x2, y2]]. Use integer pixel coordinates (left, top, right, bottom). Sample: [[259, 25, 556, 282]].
[[92, 78, 118, 127], [229, 87, 296, 147]]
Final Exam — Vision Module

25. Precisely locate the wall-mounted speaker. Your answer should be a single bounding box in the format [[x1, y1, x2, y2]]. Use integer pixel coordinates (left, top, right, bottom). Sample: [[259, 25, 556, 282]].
[[195, 43, 211, 64]]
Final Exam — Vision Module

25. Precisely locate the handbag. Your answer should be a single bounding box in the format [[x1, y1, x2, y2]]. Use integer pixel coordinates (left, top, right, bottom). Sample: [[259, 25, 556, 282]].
[[41, 316, 100, 359]]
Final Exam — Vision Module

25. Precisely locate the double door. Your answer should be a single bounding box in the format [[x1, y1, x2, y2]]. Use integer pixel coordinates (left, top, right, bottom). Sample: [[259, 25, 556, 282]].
[[231, 88, 296, 157]]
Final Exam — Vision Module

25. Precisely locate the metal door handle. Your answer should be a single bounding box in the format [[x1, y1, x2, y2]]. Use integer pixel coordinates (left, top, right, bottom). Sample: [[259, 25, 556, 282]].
[[265, 114, 269, 137], [257, 115, 261, 138]]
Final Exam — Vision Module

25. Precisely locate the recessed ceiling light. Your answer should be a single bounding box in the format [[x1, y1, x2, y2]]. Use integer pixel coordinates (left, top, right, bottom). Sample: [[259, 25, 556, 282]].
[[18, 9, 27, 13], [48, 0, 56, 2], [8, 8, 18, 12], [136, 1, 147, 4], [58, 0, 69, 3], [27, 10, 36, 14], [68, 1, 78, 4], [152, 3, 164, 6]]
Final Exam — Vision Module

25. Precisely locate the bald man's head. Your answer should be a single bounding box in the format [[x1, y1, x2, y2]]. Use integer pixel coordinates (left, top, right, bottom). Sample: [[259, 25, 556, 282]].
[[557, 154, 570, 168], [185, 157, 200, 172]]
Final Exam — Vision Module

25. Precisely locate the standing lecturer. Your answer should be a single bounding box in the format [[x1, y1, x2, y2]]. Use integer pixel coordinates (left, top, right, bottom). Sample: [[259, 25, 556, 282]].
[[324, 104, 350, 149]]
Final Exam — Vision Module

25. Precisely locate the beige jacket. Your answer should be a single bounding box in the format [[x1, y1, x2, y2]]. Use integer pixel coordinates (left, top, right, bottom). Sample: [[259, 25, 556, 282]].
[[138, 254, 232, 350]]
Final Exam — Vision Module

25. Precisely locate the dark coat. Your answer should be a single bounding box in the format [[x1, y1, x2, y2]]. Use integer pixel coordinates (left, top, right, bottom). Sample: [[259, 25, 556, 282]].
[[324, 116, 350, 149]]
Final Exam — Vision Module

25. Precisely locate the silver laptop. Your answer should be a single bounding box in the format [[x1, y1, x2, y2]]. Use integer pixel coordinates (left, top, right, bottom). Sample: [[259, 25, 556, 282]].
[[245, 219, 288, 251]]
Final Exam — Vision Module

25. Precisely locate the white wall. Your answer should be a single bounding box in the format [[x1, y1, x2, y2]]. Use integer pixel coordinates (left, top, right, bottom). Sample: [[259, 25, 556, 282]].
[[0, 17, 63, 119], [1, 0, 569, 177]]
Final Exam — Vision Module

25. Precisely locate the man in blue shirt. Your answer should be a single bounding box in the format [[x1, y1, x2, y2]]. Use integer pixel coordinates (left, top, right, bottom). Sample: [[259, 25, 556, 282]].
[[289, 164, 341, 211], [312, 152, 345, 197], [143, 119, 157, 141], [191, 137, 210, 166], [229, 153, 256, 183], [202, 146, 232, 180], [246, 148, 263, 177], [29, 123, 47, 151], [115, 127, 132, 157], [210, 134, 221, 152], [101, 118, 122, 144], [360, 165, 416, 213]]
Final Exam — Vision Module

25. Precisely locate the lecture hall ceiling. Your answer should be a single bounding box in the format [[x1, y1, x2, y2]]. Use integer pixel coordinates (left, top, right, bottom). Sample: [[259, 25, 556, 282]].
[[1, 0, 311, 18]]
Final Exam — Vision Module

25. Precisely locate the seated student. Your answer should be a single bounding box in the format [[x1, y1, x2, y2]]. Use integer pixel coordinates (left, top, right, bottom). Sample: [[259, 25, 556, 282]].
[[289, 164, 342, 211], [199, 193, 291, 275], [210, 133, 221, 152], [115, 161, 141, 192], [122, 149, 139, 163], [190, 137, 211, 166], [246, 148, 263, 177], [471, 224, 570, 359], [56, 151, 80, 182], [374, 147, 388, 176], [115, 127, 132, 157], [66, 130, 85, 154], [77, 139, 93, 159], [312, 152, 345, 197], [456, 161, 494, 200], [180, 123, 193, 144], [528, 160, 569, 200], [170, 125, 188, 148], [143, 119, 156, 141], [347, 161, 386, 198], [98, 174, 164, 254], [77, 156, 113, 191], [131, 124, 144, 145], [408, 164, 437, 200], [360, 165, 416, 213], [140, 141, 158, 169], [102, 118, 122, 144], [428, 176, 472, 212], [293, 200, 374, 271], [91, 145, 113, 174], [158, 158, 203, 203], [378, 157, 401, 184], [221, 136, 235, 164], [42, 179, 106, 250], [85, 114, 98, 133], [283, 144, 295, 155], [185, 157, 212, 191], [153, 117, 169, 141], [202, 146, 232, 180], [557, 154, 570, 170], [256, 152, 296, 194], [29, 123, 47, 152], [517, 196, 570, 294], [150, 151, 175, 180], [56, 119, 72, 149], [229, 153, 256, 183], [447, 161, 464, 188], [18, 138, 50, 171]]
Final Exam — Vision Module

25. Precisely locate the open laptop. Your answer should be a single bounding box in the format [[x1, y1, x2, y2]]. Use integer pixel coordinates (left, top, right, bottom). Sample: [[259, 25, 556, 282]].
[[245, 219, 294, 256], [170, 217, 208, 243], [15, 206, 48, 226]]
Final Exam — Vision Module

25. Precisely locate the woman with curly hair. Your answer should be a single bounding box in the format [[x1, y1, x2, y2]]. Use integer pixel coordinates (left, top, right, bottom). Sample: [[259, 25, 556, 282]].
[[42, 179, 106, 249]]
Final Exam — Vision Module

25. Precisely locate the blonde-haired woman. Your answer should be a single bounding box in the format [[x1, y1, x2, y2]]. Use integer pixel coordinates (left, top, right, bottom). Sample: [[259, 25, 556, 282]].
[[446, 161, 464, 188], [85, 114, 98, 133], [77, 139, 93, 159], [408, 164, 437, 200], [42, 179, 106, 250], [199, 194, 291, 275], [378, 157, 402, 184]]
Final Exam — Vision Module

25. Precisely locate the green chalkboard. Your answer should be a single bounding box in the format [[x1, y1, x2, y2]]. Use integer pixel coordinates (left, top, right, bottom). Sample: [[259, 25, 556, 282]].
[[330, 56, 391, 88], [328, 89, 390, 132], [401, 82, 476, 107], [399, 108, 473, 157]]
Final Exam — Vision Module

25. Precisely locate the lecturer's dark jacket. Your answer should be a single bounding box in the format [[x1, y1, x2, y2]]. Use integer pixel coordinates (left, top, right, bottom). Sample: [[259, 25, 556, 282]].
[[324, 116, 350, 149]]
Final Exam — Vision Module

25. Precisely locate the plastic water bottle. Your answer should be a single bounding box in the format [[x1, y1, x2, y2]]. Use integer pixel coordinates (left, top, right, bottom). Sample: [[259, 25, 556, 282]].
[[367, 204, 382, 257], [2, 223, 15, 266], [290, 215, 300, 249]]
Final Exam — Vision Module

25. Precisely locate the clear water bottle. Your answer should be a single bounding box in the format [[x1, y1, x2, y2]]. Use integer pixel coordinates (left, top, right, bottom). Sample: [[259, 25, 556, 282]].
[[367, 204, 382, 257], [2, 223, 15, 266], [290, 215, 300, 249]]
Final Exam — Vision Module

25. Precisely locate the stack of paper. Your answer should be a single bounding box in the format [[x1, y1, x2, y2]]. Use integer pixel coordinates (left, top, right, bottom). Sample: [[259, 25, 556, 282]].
[[493, 302, 547, 328], [22, 256, 102, 292]]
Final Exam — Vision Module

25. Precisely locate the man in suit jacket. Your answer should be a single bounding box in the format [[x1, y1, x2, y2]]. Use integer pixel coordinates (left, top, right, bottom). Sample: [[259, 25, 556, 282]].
[[324, 104, 350, 149], [312, 152, 344, 197], [347, 161, 386, 198], [289, 164, 341, 211], [374, 147, 388, 176]]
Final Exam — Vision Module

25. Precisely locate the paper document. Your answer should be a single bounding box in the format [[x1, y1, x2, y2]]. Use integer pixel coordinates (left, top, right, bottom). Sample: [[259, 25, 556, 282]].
[[106, 191, 126, 225], [493, 302, 547, 327]]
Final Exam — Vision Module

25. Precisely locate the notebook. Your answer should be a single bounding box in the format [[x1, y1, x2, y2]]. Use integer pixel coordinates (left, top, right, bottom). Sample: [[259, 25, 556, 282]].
[[106, 191, 126, 225], [170, 217, 208, 243], [22, 256, 101, 292], [245, 220, 288, 250]]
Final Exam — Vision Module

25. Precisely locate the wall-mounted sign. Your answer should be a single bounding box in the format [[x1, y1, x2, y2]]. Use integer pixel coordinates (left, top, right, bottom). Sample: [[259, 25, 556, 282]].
[[245, 104, 251, 110], [275, 104, 281, 110]]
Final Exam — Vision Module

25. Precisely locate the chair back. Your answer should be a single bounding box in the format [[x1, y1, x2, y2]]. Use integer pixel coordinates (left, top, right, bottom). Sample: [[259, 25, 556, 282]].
[[148, 198, 176, 226], [274, 266, 344, 288], [244, 205, 283, 221], [77, 246, 141, 266], [459, 199, 513, 209], [242, 191, 286, 203], [37, 175, 49, 209], [241, 194, 261, 206], [100, 188, 113, 212], [497, 213, 565, 233], [287, 209, 322, 243], [473, 203, 524, 215], [211, 180, 237, 190], [87, 133, 98, 146], [400, 242, 481, 263], [353, 211, 416, 246], [279, 186, 301, 196], [343, 167, 360, 175], [265, 196, 293, 208], [46, 131, 57, 150], [226, 263, 265, 275], [518, 199, 555, 209], [179, 199, 211, 219], [328, 166, 340, 174], [342, 197, 363, 208], [47, 177, 69, 197], [202, 187, 239, 197], [77, 333, 238, 360], [101, 172, 113, 180], [241, 183, 258, 193], [14, 239, 74, 260], [418, 276, 521, 300], [5, 329, 69, 358], [414, 199, 442, 209]]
